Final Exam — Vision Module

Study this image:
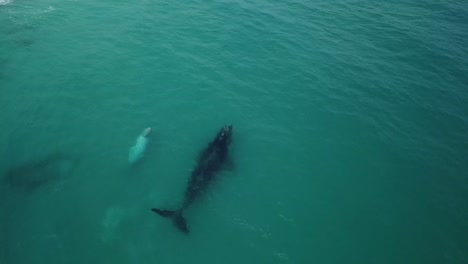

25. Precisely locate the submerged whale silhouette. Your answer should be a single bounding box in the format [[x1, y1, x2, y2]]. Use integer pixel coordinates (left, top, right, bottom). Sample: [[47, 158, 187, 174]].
[[151, 125, 233, 234], [3, 153, 77, 191]]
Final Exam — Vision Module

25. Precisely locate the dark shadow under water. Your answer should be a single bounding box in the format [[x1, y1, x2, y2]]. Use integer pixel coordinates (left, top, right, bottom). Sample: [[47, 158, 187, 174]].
[[2, 153, 79, 192]]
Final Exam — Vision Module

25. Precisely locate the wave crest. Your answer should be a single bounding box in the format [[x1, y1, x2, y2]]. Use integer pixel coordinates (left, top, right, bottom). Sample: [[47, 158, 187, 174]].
[[0, 0, 12, 6]]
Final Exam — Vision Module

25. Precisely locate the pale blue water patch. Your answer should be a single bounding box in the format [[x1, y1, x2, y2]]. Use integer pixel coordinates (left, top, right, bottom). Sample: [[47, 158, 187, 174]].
[[1, 0, 468, 263]]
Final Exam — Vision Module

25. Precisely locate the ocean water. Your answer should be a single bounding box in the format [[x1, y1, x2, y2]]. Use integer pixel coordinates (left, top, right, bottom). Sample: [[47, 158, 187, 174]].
[[1, 0, 467, 263]]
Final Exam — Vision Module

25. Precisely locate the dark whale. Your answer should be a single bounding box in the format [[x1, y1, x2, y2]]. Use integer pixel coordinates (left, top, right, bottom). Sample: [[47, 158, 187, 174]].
[[151, 124, 233, 234]]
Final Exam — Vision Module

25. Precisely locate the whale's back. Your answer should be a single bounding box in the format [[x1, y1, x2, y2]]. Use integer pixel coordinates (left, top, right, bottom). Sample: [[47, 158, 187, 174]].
[[128, 136, 148, 164]]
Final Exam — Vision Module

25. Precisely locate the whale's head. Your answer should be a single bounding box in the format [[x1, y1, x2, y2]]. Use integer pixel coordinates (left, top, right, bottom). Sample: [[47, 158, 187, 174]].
[[216, 124, 233, 145]]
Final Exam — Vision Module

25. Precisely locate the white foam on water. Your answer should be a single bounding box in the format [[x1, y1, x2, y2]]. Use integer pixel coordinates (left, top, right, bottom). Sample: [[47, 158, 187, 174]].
[[6, 4, 56, 28], [7, 5, 55, 14], [0, 0, 12, 6], [43, 5, 55, 13]]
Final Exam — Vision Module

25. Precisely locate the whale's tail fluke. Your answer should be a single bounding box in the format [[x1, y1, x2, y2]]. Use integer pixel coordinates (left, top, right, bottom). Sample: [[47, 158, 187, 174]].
[[151, 208, 189, 234]]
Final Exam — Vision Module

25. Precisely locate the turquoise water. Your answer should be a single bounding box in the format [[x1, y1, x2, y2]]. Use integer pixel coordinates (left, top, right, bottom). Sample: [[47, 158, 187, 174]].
[[1, 0, 467, 263]]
